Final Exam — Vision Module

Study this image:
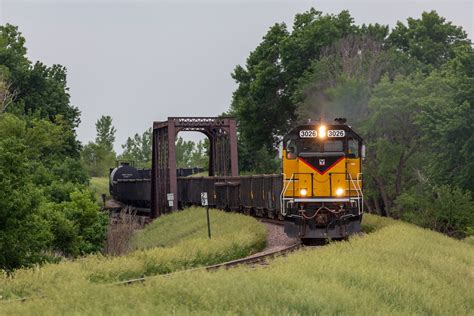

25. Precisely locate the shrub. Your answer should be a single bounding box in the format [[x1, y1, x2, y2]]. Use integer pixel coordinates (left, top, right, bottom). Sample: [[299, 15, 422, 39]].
[[0, 138, 53, 270], [395, 185, 474, 238], [39, 189, 108, 257], [0, 208, 266, 299]]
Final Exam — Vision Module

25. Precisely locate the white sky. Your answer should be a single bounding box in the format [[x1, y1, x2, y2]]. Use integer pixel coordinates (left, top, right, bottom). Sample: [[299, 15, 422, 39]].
[[0, 0, 472, 152]]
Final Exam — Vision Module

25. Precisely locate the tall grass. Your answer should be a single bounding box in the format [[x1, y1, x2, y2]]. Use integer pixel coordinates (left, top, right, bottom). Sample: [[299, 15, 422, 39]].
[[1, 214, 472, 315], [89, 176, 109, 203], [104, 210, 145, 255], [0, 207, 266, 300]]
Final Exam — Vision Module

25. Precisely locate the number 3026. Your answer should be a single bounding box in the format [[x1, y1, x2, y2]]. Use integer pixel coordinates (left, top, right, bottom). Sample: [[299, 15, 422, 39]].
[[299, 130, 317, 138], [328, 130, 345, 137]]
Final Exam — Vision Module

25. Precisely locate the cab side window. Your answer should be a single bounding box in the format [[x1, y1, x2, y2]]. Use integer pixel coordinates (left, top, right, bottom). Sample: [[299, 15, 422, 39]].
[[348, 139, 359, 158], [286, 140, 297, 159]]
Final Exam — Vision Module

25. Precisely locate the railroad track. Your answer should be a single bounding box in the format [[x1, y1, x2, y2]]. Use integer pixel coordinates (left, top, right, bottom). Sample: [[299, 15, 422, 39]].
[[112, 241, 302, 286], [259, 218, 284, 226], [1, 217, 298, 304], [0, 241, 302, 304]]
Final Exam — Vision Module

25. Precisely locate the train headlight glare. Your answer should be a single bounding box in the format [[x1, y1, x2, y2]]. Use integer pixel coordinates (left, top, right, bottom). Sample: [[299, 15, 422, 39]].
[[300, 188, 308, 197], [336, 188, 344, 196], [318, 125, 326, 138]]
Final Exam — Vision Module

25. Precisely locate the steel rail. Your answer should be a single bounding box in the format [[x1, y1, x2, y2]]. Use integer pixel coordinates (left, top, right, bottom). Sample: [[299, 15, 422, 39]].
[[1, 218, 298, 304], [0, 242, 301, 304], [110, 242, 302, 286], [258, 218, 284, 226]]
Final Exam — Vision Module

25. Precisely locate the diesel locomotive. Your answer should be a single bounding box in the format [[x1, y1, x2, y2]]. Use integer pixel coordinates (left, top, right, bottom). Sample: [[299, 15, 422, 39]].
[[109, 118, 364, 241], [281, 118, 364, 240]]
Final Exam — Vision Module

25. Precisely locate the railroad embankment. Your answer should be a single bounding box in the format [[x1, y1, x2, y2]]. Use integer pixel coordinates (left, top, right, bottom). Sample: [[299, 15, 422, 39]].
[[1, 213, 473, 315], [0, 208, 266, 300]]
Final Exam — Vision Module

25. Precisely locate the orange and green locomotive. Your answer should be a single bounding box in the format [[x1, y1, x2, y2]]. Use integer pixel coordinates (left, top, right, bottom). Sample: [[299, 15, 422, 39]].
[[281, 118, 364, 240]]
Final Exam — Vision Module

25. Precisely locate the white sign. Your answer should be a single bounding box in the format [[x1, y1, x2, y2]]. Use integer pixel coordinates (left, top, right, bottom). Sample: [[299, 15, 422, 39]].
[[167, 193, 174, 201], [168, 200, 174, 207], [201, 192, 208, 206], [327, 130, 345, 137], [299, 130, 317, 138]]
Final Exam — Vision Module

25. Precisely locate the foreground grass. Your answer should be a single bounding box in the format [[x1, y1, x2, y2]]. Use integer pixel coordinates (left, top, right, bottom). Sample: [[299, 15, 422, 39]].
[[2, 214, 473, 315], [89, 176, 109, 202], [0, 207, 266, 300], [130, 206, 247, 250]]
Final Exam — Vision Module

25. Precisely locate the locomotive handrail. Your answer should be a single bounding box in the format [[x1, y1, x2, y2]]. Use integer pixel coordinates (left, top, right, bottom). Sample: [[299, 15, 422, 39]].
[[280, 173, 297, 216], [348, 173, 363, 215]]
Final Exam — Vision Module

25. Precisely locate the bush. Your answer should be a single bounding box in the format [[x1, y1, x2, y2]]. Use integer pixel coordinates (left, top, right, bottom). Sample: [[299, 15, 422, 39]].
[[0, 138, 53, 270], [40, 190, 108, 257], [395, 185, 474, 238], [0, 208, 266, 300], [0, 113, 108, 270]]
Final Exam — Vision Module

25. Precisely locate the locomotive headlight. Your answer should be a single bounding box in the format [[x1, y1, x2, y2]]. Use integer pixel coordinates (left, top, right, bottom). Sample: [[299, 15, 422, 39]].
[[300, 188, 308, 197], [336, 188, 344, 196], [318, 125, 326, 138]]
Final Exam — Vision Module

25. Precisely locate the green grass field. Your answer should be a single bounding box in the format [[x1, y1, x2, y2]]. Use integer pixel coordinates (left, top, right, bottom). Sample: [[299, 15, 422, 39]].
[[1, 214, 473, 315], [89, 176, 109, 203], [0, 208, 266, 301]]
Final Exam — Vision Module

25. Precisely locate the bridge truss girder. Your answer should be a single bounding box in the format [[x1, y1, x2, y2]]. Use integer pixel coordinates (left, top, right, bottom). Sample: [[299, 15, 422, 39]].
[[151, 117, 238, 218]]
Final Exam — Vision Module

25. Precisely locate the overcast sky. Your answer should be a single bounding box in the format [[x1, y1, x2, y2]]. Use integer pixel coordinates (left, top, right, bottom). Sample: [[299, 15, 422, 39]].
[[0, 0, 472, 152]]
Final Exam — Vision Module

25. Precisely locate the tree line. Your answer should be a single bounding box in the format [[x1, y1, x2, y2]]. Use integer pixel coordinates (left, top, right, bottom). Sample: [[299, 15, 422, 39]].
[[0, 25, 107, 270], [0, 24, 208, 270], [230, 9, 473, 237]]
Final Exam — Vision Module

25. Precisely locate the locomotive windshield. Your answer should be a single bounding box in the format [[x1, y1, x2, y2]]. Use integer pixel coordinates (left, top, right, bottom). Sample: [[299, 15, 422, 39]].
[[285, 138, 344, 158]]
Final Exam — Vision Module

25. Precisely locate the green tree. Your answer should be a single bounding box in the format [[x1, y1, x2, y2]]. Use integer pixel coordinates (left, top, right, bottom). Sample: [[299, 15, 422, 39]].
[[415, 46, 474, 191], [81, 115, 117, 177], [395, 185, 474, 238], [40, 189, 108, 256], [230, 22, 290, 160], [0, 113, 107, 269], [0, 137, 53, 269], [361, 74, 426, 215], [388, 11, 471, 67], [189, 139, 209, 169], [175, 137, 194, 168], [0, 24, 81, 157], [231, 9, 372, 171], [0, 24, 108, 269], [95, 115, 116, 152], [119, 128, 152, 168]]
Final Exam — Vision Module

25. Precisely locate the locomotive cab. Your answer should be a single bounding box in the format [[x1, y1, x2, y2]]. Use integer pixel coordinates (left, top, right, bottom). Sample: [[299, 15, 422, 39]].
[[281, 119, 364, 240]]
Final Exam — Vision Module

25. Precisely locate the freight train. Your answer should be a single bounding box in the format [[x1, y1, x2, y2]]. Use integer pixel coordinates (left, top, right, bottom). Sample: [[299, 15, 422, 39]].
[[109, 118, 364, 241]]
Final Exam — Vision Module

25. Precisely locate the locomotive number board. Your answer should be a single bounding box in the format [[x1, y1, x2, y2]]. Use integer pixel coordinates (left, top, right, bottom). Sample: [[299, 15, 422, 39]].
[[299, 130, 346, 138], [327, 130, 345, 137]]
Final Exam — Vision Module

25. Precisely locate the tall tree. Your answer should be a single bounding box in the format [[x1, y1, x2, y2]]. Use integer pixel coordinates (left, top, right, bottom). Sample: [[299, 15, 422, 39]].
[[416, 46, 474, 191], [361, 74, 426, 215], [81, 115, 117, 177], [95, 115, 116, 152], [120, 128, 152, 168], [231, 9, 364, 171], [175, 137, 195, 168], [388, 10, 471, 67], [0, 24, 81, 157]]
